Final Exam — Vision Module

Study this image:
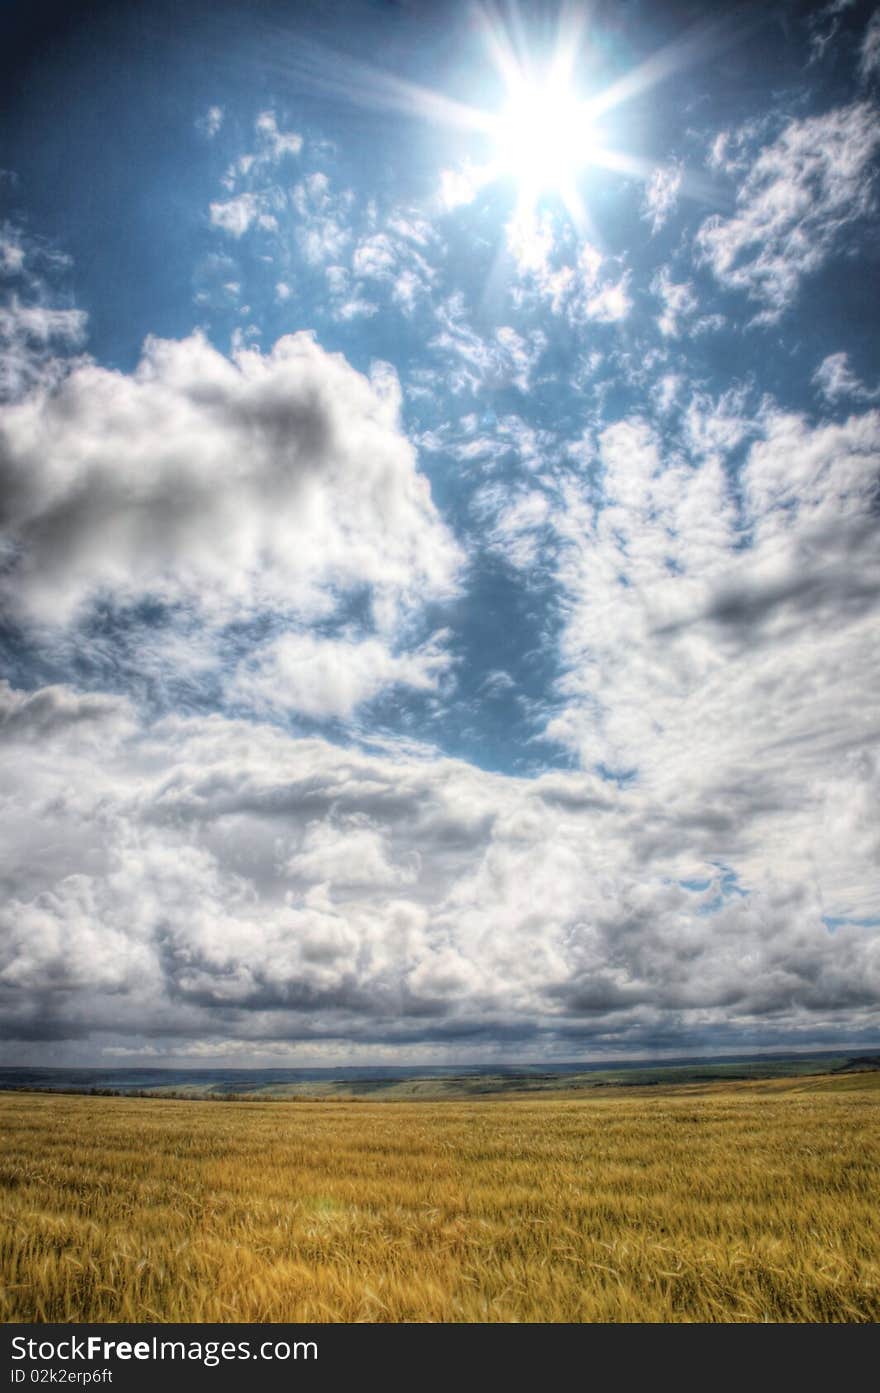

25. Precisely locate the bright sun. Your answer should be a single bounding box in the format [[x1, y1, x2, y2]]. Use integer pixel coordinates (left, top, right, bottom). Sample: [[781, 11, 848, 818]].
[[492, 79, 597, 195]]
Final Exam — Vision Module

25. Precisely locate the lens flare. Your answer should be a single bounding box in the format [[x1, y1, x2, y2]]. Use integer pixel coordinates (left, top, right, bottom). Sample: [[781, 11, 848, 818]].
[[492, 80, 597, 194]]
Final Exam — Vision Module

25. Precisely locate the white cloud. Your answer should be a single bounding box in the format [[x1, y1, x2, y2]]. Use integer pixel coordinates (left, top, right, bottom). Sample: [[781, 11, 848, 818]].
[[292, 173, 353, 267], [391, 269, 421, 313], [0, 294, 88, 399], [503, 213, 633, 328], [206, 116, 302, 244], [0, 330, 461, 629], [0, 232, 25, 275], [506, 207, 558, 281], [653, 373, 684, 415], [334, 297, 379, 321], [584, 274, 632, 324], [477, 487, 552, 570], [0, 297, 86, 348], [641, 162, 682, 233], [494, 325, 546, 391], [253, 111, 302, 160], [352, 233, 396, 280], [286, 817, 419, 888], [349, 218, 437, 316], [859, 10, 880, 80], [368, 359, 402, 418], [196, 105, 224, 139], [429, 296, 546, 395], [696, 102, 880, 320], [438, 161, 491, 210], [416, 411, 551, 478], [547, 405, 880, 931], [813, 351, 880, 403], [1, 685, 878, 1060], [652, 268, 698, 337], [209, 192, 278, 237], [683, 387, 750, 457], [215, 112, 302, 193], [227, 631, 451, 720], [505, 213, 628, 326], [808, 0, 857, 65]]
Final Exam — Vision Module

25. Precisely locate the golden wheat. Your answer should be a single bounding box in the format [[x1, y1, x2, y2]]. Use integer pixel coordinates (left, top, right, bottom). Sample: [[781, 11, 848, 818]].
[[1, 1074, 878, 1323]]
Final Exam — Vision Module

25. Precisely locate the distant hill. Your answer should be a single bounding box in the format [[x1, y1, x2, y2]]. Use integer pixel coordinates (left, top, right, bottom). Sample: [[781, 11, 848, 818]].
[[3, 1050, 880, 1100], [833, 1055, 880, 1073]]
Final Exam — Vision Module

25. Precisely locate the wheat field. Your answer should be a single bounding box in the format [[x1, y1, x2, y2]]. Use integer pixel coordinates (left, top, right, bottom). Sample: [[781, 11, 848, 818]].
[[2, 1074, 879, 1323]]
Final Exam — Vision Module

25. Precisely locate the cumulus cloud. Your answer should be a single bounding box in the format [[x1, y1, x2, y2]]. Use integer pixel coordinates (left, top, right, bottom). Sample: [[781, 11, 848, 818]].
[[583, 274, 632, 324], [1, 687, 878, 1060], [695, 102, 880, 320], [227, 631, 451, 720], [0, 330, 460, 629], [286, 817, 419, 889], [209, 192, 279, 237], [547, 405, 880, 930], [253, 110, 302, 161]]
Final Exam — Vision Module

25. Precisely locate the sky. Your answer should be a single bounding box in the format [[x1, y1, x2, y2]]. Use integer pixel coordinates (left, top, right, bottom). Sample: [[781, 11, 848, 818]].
[[1, 0, 879, 1068]]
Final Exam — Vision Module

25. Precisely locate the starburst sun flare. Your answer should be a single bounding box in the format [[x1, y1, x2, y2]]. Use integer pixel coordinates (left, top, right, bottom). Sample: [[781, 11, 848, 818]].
[[491, 78, 599, 196]]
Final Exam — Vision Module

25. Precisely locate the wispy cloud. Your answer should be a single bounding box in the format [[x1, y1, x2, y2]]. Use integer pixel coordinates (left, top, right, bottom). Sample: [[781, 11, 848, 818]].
[[652, 268, 697, 337], [196, 105, 224, 138], [860, 10, 880, 81], [813, 351, 880, 403], [695, 101, 880, 321], [0, 223, 87, 399], [641, 161, 682, 232]]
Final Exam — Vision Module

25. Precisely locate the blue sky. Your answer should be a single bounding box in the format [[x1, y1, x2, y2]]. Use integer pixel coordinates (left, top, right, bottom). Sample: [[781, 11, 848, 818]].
[[1, 0, 879, 1066]]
